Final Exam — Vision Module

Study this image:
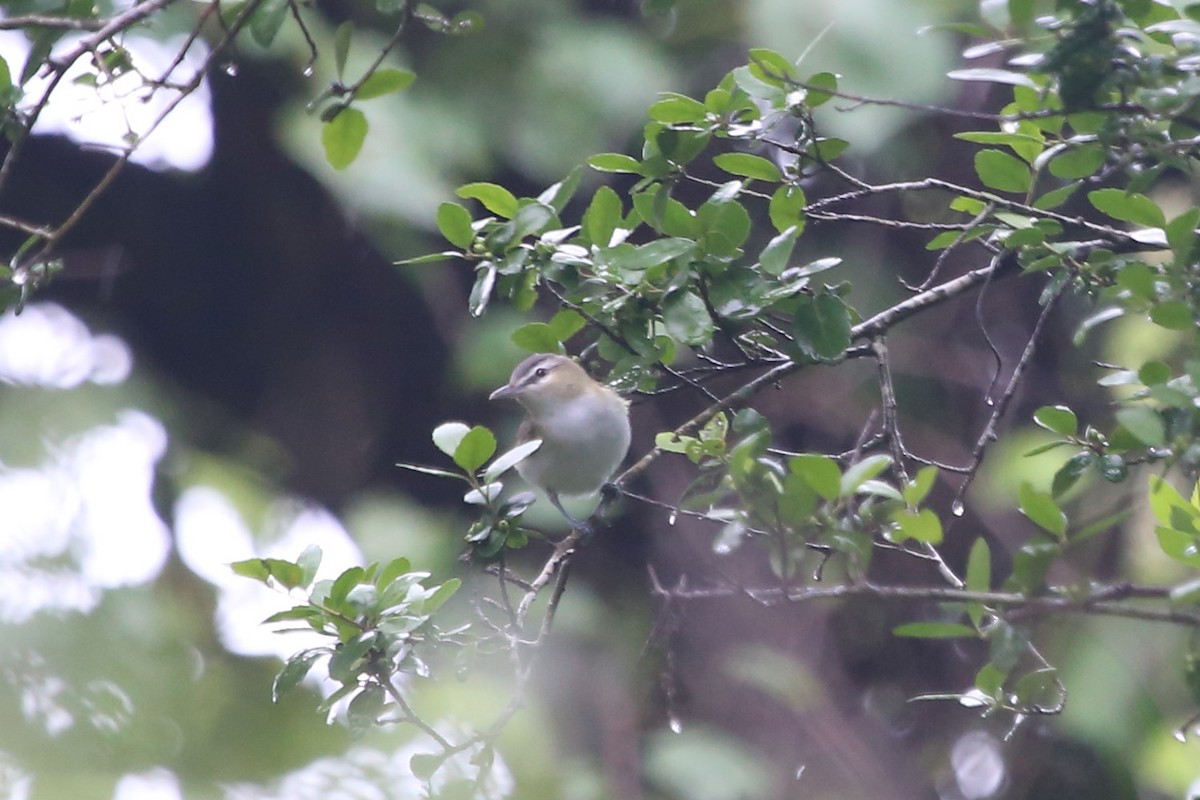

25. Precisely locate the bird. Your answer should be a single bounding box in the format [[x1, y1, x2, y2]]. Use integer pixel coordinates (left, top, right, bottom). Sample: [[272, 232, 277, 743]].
[[489, 353, 630, 532]]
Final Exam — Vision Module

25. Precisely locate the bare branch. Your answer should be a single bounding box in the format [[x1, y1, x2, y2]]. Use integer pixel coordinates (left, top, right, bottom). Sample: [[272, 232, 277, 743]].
[[649, 579, 1200, 627]]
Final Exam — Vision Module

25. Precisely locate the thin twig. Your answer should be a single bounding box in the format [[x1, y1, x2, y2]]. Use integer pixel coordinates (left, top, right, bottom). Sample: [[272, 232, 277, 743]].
[[951, 276, 1067, 511], [649, 580, 1200, 627]]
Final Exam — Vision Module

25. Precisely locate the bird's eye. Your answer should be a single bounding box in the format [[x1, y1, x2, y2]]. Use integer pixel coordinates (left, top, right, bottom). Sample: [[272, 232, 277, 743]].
[[534, 367, 548, 378]]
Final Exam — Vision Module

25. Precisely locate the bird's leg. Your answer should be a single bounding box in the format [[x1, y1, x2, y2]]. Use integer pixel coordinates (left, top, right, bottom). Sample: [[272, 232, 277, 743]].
[[547, 488, 593, 536]]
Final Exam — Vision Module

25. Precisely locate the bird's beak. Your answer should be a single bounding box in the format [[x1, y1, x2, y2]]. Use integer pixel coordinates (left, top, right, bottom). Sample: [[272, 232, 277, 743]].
[[489, 384, 518, 401]]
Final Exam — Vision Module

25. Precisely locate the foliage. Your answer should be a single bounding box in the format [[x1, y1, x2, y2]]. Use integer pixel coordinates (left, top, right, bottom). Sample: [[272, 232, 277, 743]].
[[6, 0, 1200, 796], [387, 0, 1200, 779]]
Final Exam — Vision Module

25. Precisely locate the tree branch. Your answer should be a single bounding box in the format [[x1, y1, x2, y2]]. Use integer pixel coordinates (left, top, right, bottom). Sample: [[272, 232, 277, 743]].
[[649, 579, 1200, 627]]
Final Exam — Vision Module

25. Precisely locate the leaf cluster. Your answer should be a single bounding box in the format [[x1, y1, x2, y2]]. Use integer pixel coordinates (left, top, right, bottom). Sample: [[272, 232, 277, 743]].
[[231, 545, 465, 733]]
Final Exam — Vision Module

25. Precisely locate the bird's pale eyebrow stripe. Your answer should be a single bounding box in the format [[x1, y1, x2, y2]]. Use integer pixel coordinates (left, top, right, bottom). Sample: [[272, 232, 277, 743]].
[[517, 354, 559, 386]]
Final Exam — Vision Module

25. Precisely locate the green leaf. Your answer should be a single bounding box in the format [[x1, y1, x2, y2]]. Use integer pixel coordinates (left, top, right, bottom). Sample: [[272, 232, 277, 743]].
[[421, 578, 462, 614], [805, 71, 838, 106], [1148, 475, 1197, 530], [790, 257, 841, 279], [789, 454, 842, 501], [947, 68, 1038, 88], [1048, 144, 1105, 178], [231, 558, 271, 582], [1115, 406, 1165, 447], [1169, 577, 1200, 606], [250, 0, 289, 47], [974, 149, 1031, 193], [296, 544, 322, 587], [321, 107, 368, 170], [840, 454, 892, 497], [791, 292, 850, 363], [537, 166, 582, 213], [432, 421, 471, 458], [356, 67, 415, 100], [375, 556, 413, 589], [328, 634, 375, 681], [893, 622, 978, 639], [965, 537, 991, 627], [484, 439, 542, 483], [453, 426, 497, 472], [584, 186, 622, 246], [395, 462, 465, 480], [902, 466, 938, 506], [748, 48, 796, 82], [889, 508, 943, 544], [328, 566, 365, 607], [1149, 301, 1193, 330], [456, 183, 518, 218], [954, 131, 1043, 163], [469, 263, 496, 318], [547, 309, 585, 341], [697, 198, 751, 256], [506, 202, 555, 241], [631, 187, 698, 238], [410, 752, 448, 781], [510, 322, 563, 354], [395, 251, 461, 266], [713, 152, 782, 182], [272, 649, 324, 702], [759, 226, 799, 276], [974, 662, 1006, 701], [1051, 451, 1094, 497], [620, 238, 696, 271], [1033, 182, 1080, 210], [662, 290, 714, 346], [448, 10, 484, 32], [768, 185, 806, 233], [436, 202, 474, 249], [1166, 207, 1200, 264], [1019, 482, 1066, 537], [656, 431, 694, 454], [587, 153, 641, 173], [262, 558, 304, 589], [1023, 441, 1070, 457], [1006, 538, 1059, 593], [1087, 188, 1166, 228], [346, 685, 385, 734], [1155, 526, 1200, 566], [648, 92, 708, 124], [1138, 360, 1171, 386], [812, 137, 849, 160], [1033, 405, 1077, 436], [1116, 263, 1155, 300]]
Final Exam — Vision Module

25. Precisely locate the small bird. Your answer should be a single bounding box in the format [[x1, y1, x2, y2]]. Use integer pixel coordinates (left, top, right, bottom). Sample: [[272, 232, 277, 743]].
[[489, 353, 630, 531]]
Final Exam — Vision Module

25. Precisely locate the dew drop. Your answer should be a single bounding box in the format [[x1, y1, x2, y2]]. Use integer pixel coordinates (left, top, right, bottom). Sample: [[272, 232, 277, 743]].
[[794, 765, 806, 781], [1173, 726, 1188, 743], [984, 396, 995, 407], [668, 715, 683, 734], [222, 63, 239, 77], [951, 499, 965, 517], [302, 64, 314, 77], [667, 510, 677, 526]]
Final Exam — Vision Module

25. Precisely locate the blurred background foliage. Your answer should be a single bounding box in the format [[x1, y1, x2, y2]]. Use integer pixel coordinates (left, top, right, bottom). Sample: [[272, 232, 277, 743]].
[[2, 0, 1200, 798]]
